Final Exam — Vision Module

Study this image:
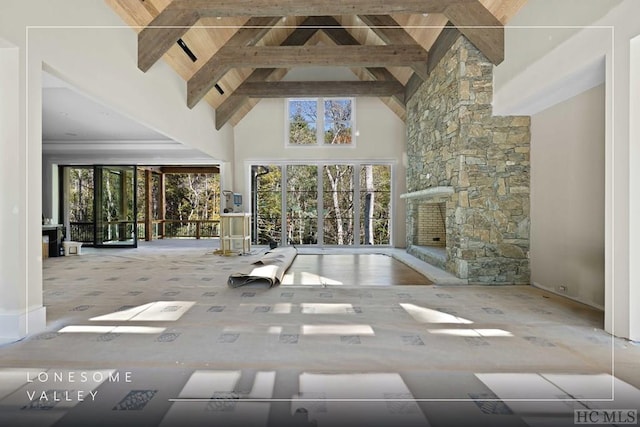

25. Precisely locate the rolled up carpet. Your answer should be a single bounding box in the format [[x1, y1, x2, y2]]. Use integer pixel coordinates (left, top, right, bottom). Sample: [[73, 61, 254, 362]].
[[227, 246, 298, 288]]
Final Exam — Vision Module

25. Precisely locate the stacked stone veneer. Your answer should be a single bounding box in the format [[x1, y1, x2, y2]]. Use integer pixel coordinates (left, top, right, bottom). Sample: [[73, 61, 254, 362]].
[[406, 37, 531, 284]]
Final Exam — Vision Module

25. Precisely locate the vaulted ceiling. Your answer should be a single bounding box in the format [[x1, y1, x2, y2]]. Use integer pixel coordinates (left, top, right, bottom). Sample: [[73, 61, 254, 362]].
[[106, 0, 527, 129]]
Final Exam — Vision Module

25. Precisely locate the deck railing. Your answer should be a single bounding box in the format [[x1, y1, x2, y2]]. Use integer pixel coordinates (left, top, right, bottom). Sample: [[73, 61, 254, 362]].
[[70, 219, 220, 244]]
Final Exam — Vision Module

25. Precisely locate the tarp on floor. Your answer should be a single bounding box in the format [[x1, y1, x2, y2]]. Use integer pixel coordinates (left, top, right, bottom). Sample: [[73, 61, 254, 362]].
[[227, 246, 297, 288]]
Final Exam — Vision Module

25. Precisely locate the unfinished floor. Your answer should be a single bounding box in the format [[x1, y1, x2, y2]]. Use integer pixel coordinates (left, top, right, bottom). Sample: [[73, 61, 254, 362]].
[[0, 240, 638, 427]]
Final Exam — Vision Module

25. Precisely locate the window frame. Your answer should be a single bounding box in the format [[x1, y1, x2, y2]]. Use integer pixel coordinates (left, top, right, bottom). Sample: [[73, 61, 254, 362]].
[[285, 97, 356, 147], [248, 160, 394, 247]]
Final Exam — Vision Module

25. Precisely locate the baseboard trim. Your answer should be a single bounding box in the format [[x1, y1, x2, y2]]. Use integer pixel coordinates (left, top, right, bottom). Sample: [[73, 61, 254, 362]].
[[0, 306, 47, 345]]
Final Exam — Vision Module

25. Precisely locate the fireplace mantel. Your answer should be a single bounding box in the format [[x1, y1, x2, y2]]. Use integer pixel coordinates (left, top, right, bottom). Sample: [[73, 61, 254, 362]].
[[400, 186, 454, 201]]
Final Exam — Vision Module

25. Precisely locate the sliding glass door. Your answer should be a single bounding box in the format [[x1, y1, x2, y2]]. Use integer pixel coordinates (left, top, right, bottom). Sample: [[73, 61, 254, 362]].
[[94, 165, 137, 247], [286, 165, 318, 245], [323, 165, 354, 245], [252, 162, 392, 247]]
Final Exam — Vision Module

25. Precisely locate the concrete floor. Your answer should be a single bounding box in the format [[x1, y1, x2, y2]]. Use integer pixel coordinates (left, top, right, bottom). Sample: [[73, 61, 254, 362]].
[[0, 239, 638, 426]]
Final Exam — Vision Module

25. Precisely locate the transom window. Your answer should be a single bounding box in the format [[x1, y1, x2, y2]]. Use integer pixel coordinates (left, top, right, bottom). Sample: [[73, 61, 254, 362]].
[[287, 98, 354, 146]]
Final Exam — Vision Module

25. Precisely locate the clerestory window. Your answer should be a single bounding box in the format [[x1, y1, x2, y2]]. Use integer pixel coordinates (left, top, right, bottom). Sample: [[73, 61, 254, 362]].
[[287, 98, 354, 146]]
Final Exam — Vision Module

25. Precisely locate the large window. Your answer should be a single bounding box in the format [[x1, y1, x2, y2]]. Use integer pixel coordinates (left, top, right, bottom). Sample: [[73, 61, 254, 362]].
[[253, 165, 282, 245], [287, 98, 354, 146], [323, 165, 354, 245], [360, 165, 391, 245], [252, 162, 392, 246]]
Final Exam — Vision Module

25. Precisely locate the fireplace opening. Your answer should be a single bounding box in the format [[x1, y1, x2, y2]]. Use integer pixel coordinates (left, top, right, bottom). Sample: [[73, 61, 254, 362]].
[[414, 202, 446, 247], [410, 201, 447, 268]]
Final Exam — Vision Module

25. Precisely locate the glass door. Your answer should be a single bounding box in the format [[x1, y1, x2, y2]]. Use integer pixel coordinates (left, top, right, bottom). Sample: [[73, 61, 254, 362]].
[[286, 165, 318, 245], [94, 165, 137, 247], [253, 165, 283, 245], [323, 164, 354, 245]]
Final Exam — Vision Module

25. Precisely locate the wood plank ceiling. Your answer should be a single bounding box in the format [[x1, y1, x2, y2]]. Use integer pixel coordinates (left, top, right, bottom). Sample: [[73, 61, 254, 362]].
[[106, 0, 527, 129]]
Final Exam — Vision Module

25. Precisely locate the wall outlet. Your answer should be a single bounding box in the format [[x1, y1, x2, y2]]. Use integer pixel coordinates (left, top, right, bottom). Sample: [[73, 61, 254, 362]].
[[558, 285, 567, 293]]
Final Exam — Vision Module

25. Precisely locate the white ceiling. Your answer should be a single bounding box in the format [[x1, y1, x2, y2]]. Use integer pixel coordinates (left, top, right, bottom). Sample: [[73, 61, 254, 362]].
[[41, 72, 216, 165]]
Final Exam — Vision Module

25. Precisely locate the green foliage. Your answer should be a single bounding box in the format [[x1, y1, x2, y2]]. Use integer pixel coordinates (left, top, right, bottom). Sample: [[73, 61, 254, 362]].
[[289, 112, 317, 145], [164, 173, 220, 221], [287, 165, 318, 244], [68, 168, 94, 222], [254, 163, 391, 246], [67, 168, 220, 239], [324, 99, 353, 145], [256, 165, 282, 244]]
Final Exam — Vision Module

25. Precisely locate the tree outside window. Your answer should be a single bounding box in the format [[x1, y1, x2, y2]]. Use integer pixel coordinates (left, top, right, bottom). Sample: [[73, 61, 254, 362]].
[[288, 98, 354, 146]]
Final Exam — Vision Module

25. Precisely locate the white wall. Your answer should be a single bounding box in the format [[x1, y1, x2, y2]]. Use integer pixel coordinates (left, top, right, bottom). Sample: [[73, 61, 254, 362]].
[[234, 93, 407, 247], [493, 0, 640, 340], [0, 0, 234, 342], [495, 0, 621, 95], [530, 85, 605, 308]]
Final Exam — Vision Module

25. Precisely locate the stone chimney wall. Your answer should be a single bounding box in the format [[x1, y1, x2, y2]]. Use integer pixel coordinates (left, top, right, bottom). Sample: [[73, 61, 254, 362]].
[[406, 37, 531, 284]]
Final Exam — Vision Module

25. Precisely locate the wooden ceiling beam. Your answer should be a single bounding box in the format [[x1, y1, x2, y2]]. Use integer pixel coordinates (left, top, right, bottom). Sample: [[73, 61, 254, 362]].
[[213, 45, 428, 69], [444, 0, 504, 65], [357, 15, 428, 80], [427, 23, 462, 75], [234, 80, 406, 100], [138, 6, 200, 72], [319, 18, 406, 107], [213, 17, 324, 128], [220, 16, 283, 46], [214, 16, 409, 129], [405, 23, 462, 103], [184, 16, 282, 108], [160, 166, 220, 174], [168, 0, 476, 16], [206, 44, 423, 115]]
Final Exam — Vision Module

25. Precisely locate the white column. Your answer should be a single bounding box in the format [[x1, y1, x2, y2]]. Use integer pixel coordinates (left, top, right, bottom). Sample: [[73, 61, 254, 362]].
[[605, 25, 640, 342], [0, 40, 45, 344], [627, 35, 640, 341]]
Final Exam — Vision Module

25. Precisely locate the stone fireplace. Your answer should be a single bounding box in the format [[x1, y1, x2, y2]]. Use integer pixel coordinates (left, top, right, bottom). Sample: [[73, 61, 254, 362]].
[[404, 37, 531, 285]]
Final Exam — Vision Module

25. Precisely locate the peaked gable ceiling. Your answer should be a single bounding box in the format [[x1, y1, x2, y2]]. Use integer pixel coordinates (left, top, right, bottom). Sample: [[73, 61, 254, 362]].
[[106, 0, 527, 128]]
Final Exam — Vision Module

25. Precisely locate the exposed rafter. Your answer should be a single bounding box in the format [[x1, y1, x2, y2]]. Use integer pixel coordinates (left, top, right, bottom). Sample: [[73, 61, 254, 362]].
[[113, 0, 520, 130], [319, 19, 406, 108], [136, 0, 492, 73], [443, 1, 504, 65], [138, 7, 200, 72], [426, 23, 462, 75], [234, 81, 406, 100], [357, 15, 421, 45], [405, 22, 462, 102], [195, 44, 424, 111], [212, 45, 427, 69], [213, 16, 411, 129], [139, 15, 281, 73], [167, 0, 477, 16], [189, 16, 324, 109], [357, 15, 428, 80]]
